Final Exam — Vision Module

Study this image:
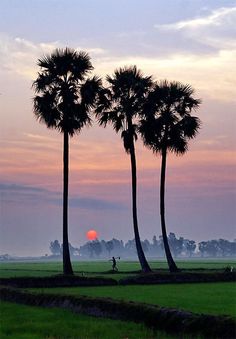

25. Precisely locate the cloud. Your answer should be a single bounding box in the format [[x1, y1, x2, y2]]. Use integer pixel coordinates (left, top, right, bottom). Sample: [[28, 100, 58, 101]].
[[0, 25, 235, 106], [0, 33, 107, 79], [0, 34, 59, 78], [0, 182, 124, 210], [154, 6, 236, 50], [0, 183, 50, 194], [94, 50, 236, 102], [155, 7, 236, 30], [69, 197, 125, 210]]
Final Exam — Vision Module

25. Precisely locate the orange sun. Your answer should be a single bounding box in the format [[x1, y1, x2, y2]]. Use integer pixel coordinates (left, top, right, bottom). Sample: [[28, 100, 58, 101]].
[[86, 229, 98, 241]]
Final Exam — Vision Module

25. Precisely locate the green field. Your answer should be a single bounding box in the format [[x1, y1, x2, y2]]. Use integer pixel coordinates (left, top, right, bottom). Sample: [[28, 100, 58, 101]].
[[0, 259, 235, 278], [30, 282, 236, 318], [1, 260, 235, 338], [0, 301, 176, 339]]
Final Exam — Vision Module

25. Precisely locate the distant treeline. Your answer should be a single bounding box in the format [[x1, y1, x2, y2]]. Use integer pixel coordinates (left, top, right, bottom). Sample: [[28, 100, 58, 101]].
[[47, 234, 236, 259]]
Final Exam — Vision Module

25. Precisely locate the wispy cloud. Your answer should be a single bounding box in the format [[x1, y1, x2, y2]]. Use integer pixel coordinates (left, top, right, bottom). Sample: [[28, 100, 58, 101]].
[[0, 34, 59, 78], [0, 182, 124, 210], [155, 7, 236, 30], [0, 183, 51, 194], [95, 51, 236, 102], [0, 33, 107, 79], [69, 197, 125, 210], [154, 6, 236, 50]]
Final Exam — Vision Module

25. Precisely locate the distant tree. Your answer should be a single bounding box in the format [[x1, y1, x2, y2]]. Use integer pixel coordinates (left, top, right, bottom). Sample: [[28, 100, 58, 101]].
[[199, 241, 208, 257], [153, 235, 158, 248], [79, 241, 93, 258], [33, 48, 101, 275], [168, 233, 184, 257], [185, 239, 196, 257], [50, 240, 62, 256], [90, 240, 102, 257], [207, 240, 219, 257], [142, 239, 150, 253], [0, 254, 11, 261], [125, 239, 136, 255], [217, 239, 235, 257], [199, 240, 219, 257], [159, 235, 165, 255], [230, 240, 236, 257], [69, 243, 80, 256], [96, 66, 152, 272], [139, 80, 201, 272], [110, 238, 124, 256], [105, 240, 114, 257]]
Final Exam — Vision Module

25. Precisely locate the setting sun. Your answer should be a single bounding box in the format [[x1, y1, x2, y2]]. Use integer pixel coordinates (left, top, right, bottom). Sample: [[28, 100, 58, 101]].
[[86, 229, 98, 241]]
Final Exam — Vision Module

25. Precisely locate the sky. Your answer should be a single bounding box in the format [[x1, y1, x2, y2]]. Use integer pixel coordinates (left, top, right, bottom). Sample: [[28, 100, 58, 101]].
[[0, 0, 235, 256]]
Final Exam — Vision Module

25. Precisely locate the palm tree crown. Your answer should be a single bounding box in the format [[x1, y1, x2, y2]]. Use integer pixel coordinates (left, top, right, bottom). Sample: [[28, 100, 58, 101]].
[[33, 48, 101, 135], [139, 80, 201, 154], [96, 66, 153, 151]]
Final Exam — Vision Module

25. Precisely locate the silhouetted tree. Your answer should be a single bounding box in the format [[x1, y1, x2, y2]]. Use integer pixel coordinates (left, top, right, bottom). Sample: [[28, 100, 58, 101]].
[[79, 241, 93, 258], [105, 240, 114, 257], [50, 240, 61, 255], [199, 241, 208, 257], [110, 238, 124, 256], [153, 235, 158, 248], [140, 80, 201, 272], [96, 66, 152, 272], [125, 239, 136, 254], [91, 240, 102, 257], [33, 48, 101, 275], [185, 239, 196, 257], [142, 239, 150, 253], [168, 233, 184, 257], [68, 243, 80, 256]]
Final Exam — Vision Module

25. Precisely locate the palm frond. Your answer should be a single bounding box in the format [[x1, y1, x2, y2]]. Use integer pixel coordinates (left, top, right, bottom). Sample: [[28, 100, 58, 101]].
[[33, 48, 98, 135], [80, 76, 102, 107], [139, 79, 202, 156]]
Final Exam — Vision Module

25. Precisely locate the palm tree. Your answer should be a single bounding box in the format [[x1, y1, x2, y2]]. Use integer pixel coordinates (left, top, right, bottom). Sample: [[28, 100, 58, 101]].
[[96, 66, 152, 273], [33, 48, 101, 275], [139, 80, 201, 272]]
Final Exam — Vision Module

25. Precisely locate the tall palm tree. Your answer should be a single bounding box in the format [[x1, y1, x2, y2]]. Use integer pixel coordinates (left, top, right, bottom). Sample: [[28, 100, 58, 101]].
[[33, 48, 101, 275], [139, 80, 201, 272], [96, 66, 152, 273]]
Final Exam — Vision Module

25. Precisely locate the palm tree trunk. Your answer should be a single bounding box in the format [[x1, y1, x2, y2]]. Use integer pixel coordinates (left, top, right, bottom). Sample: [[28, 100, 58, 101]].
[[160, 147, 178, 273], [63, 131, 73, 275], [130, 141, 152, 273]]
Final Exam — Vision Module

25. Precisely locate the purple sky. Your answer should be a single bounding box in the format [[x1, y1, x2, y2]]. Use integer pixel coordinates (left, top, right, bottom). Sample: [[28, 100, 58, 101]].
[[0, 0, 235, 256]]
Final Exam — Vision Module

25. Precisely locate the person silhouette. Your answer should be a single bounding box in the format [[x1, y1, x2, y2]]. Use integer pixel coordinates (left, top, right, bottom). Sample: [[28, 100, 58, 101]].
[[110, 256, 118, 271]]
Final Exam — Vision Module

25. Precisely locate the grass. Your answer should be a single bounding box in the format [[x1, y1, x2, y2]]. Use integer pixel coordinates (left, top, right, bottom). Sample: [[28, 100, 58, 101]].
[[1, 260, 235, 337], [0, 301, 176, 339], [30, 282, 236, 318], [0, 259, 235, 279]]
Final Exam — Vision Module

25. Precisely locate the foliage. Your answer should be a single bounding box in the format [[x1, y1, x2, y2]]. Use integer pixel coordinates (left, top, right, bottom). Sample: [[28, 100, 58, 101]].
[[50, 235, 236, 259], [139, 80, 201, 156], [33, 48, 101, 136], [1, 301, 164, 339], [49, 240, 61, 255], [199, 239, 236, 257], [96, 66, 153, 153]]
